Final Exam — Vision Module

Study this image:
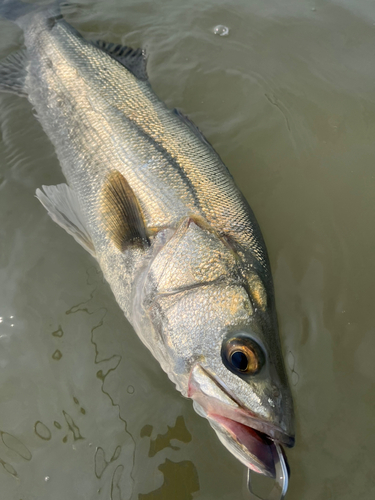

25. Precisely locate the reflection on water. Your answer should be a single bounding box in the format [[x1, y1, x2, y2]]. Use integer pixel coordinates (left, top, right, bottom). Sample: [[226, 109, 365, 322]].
[[140, 416, 192, 457], [139, 459, 200, 500], [1, 0, 375, 499], [139, 418, 198, 500]]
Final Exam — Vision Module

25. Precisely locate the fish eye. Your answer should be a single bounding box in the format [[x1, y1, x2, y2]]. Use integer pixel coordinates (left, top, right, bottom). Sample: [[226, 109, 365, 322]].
[[222, 336, 265, 376]]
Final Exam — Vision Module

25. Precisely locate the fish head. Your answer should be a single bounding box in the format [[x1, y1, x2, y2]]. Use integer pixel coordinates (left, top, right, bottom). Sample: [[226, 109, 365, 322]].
[[187, 311, 295, 478], [146, 278, 295, 477], [141, 221, 294, 476], [161, 277, 294, 478]]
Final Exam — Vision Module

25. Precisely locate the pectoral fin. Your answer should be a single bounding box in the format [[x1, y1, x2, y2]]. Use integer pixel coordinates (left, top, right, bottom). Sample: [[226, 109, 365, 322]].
[[100, 170, 149, 251], [36, 183, 96, 257]]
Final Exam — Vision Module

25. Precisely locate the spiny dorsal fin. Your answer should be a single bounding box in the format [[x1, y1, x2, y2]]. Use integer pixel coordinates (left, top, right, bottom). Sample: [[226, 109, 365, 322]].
[[100, 170, 149, 251], [94, 40, 148, 81], [173, 108, 214, 151], [35, 183, 96, 257], [0, 49, 27, 96]]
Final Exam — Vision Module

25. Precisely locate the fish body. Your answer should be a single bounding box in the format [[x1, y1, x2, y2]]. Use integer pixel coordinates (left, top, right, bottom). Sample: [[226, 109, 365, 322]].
[[0, 1, 294, 484]]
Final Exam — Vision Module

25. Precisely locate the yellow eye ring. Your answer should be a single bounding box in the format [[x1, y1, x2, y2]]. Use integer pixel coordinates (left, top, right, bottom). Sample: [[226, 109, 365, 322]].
[[222, 337, 264, 375]]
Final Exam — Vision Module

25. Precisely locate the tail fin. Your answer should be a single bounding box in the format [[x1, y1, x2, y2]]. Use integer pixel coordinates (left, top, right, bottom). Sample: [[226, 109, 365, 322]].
[[0, 50, 27, 96], [0, 1, 64, 97], [0, 1, 32, 97]]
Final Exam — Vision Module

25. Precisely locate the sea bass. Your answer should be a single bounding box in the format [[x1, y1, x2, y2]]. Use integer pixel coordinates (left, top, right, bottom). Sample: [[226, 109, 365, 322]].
[[0, 1, 295, 494]]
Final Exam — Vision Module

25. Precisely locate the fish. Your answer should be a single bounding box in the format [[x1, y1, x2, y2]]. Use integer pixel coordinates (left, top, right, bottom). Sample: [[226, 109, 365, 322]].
[[0, 0, 295, 493]]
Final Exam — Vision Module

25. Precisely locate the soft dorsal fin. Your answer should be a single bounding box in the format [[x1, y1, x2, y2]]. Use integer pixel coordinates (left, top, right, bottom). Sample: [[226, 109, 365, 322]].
[[100, 170, 149, 251], [0, 50, 28, 97], [173, 108, 214, 151], [94, 40, 148, 81], [35, 184, 96, 257]]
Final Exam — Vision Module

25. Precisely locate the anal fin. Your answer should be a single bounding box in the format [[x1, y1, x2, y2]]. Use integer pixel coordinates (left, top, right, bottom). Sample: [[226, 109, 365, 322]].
[[36, 184, 96, 257], [0, 50, 27, 96], [100, 170, 149, 251]]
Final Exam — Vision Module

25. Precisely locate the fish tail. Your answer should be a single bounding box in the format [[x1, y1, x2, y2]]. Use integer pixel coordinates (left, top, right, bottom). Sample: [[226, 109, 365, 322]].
[[0, 0, 36, 97], [0, 49, 27, 96], [0, 1, 63, 97]]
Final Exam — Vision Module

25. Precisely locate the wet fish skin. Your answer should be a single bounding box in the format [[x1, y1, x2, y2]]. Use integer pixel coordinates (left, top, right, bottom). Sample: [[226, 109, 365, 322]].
[[0, 2, 294, 479]]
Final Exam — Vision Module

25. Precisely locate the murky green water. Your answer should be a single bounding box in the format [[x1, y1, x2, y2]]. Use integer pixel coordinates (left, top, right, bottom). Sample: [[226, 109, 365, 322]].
[[1, 0, 375, 499]]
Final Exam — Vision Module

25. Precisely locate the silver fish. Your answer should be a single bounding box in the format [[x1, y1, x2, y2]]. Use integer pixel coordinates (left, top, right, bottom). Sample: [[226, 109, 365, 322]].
[[0, 1, 295, 492]]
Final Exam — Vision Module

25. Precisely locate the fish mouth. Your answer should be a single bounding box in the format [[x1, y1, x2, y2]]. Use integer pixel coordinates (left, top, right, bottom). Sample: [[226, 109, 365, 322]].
[[188, 364, 294, 478], [207, 413, 286, 477]]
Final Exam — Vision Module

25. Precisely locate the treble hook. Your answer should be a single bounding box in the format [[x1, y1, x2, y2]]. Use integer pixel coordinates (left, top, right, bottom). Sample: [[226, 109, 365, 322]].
[[247, 443, 289, 500]]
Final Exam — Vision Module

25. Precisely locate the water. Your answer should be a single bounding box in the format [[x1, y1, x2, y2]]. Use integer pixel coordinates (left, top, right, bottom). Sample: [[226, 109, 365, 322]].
[[0, 0, 375, 498]]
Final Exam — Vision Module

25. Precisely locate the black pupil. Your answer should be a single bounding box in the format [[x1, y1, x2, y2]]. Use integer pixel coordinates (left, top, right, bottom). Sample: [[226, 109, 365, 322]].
[[230, 351, 248, 371]]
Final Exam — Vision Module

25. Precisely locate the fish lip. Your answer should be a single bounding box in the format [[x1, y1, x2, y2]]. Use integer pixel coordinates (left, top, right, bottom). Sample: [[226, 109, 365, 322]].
[[188, 363, 295, 448]]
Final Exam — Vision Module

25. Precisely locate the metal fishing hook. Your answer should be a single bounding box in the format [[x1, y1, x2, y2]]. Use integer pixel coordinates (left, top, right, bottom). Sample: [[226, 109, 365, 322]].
[[247, 443, 289, 500]]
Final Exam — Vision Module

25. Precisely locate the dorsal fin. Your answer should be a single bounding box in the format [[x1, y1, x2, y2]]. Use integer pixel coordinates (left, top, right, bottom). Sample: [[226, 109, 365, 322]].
[[94, 40, 148, 81], [100, 170, 149, 251], [173, 108, 214, 151]]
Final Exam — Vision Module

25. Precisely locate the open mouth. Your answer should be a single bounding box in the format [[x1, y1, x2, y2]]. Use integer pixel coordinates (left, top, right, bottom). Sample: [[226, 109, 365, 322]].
[[188, 364, 294, 478], [207, 413, 282, 477]]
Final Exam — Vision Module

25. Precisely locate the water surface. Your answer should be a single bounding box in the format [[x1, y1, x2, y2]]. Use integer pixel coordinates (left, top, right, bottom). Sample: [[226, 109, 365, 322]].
[[0, 0, 374, 499]]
